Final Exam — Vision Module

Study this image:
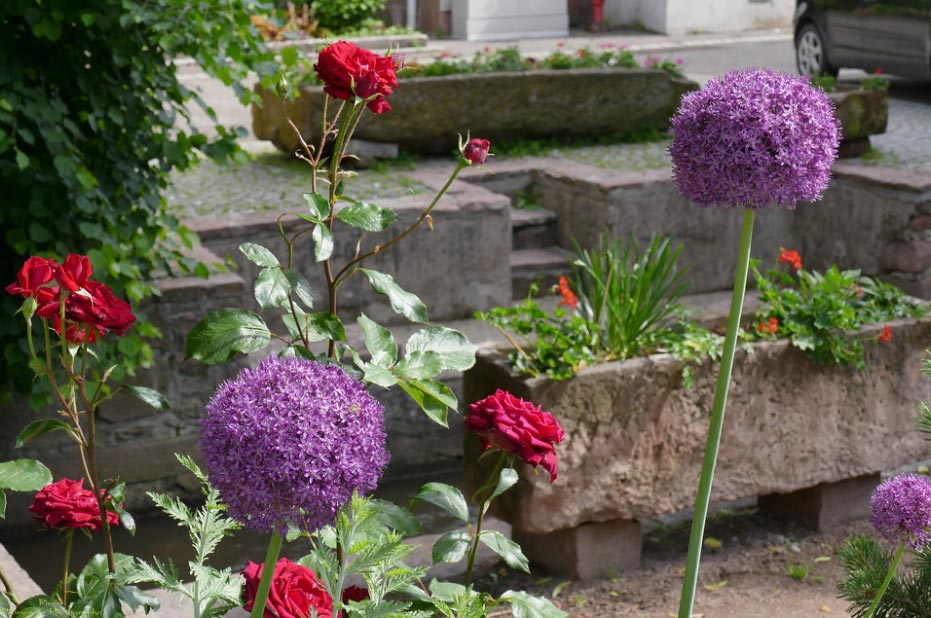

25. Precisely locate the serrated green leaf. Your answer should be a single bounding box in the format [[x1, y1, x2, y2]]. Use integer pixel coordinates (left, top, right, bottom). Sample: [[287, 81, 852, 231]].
[[411, 483, 468, 522], [358, 313, 397, 365], [405, 326, 477, 372], [123, 385, 170, 410], [312, 224, 334, 262], [0, 459, 53, 491], [336, 202, 399, 232], [254, 267, 291, 310], [304, 192, 331, 219], [239, 242, 279, 267], [185, 309, 271, 363], [397, 381, 448, 426], [431, 530, 472, 565], [283, 268, 314, 307], [15, 419, 76, 448], [360, 269, 427, 323], [492, 468, 519, 499], [480, 530, 529, 572]]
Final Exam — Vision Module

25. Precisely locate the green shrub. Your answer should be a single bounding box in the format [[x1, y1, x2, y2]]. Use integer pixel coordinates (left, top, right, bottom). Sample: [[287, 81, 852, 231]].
[[312, 0, 386, 33]]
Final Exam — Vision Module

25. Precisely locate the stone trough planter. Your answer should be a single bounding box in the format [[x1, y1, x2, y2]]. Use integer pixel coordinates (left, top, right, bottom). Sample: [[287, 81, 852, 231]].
[[252, 68, 699, 153], [463, 317, 931, 578], [829, 86, 889, 157]]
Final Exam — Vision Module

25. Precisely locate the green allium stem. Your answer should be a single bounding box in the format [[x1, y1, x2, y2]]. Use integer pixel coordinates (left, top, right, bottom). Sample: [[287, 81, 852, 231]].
[[864, 542, 905, 618], [677, 208, 755, 618], [250, 532, 284, 618]]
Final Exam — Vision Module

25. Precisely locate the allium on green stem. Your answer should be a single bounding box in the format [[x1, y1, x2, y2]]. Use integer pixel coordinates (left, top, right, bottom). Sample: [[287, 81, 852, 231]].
[[870, 474, 931, 549], [669, 68, 840, 209], [200, 356, 389, 534]]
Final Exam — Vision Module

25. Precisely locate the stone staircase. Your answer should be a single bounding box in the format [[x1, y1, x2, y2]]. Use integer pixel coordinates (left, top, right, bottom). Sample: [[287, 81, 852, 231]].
[[508, 206, 572, 298]]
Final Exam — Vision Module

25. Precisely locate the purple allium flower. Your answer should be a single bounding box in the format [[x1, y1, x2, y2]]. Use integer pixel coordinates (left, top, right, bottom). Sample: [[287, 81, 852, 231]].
[[200, 356, 389, 534], [669, 68, 840, 209], [870, 474, 931, 549]]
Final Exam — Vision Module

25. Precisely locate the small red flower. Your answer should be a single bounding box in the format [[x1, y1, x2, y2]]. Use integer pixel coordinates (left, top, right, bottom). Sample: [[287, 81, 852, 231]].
[[29, 478, 119, 531], [577, 49, 587, 58], [778, 248, 803, 270], [879, 324, 893, 342], [462, 138, 491, 165], [874, 67, 884, 74], [557, 276, 578, 311], [465, 390, 565, 482], [756, 317, 778, 335]]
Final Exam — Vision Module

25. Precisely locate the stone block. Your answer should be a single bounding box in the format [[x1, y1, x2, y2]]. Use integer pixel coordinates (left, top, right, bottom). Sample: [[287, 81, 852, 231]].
[[759, 474, 880, 530], [880, 240, 931, 274], [881, 274, 931, 300], [513, 519, 642, 579]]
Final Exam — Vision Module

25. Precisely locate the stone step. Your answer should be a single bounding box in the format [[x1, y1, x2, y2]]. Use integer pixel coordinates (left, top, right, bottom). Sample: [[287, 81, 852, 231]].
[[510, 206, 558, 250], [510, 247, 573, 299]]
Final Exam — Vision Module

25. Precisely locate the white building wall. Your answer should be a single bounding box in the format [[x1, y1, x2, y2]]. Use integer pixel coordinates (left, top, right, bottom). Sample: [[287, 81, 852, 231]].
[[604, 0, 792, 34], [602, 0, 666, 34], [451, 0, 569, 41]]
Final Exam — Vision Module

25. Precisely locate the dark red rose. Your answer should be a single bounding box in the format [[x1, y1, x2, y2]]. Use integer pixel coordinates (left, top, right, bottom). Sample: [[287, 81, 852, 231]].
[[314, 41, 398, 114], [29, 478, 119, 531], [63, 280, 136, 337], [55, 254, 93, 292], [341, 585, 369, 604], [243, 558, 333, 618], [5, 256, 61, 312], [462, 138, 491, 165], [465, 390, 565, 482]]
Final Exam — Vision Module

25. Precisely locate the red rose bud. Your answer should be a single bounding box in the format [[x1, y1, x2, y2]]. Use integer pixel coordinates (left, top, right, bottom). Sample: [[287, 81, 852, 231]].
[[314, 41, 398, 114], [5, 256, 60, 312], [243, 558, 333, 618], [465, 389, 565, 482], [463, 138, 491, 165], [29, 478, 119, 531]]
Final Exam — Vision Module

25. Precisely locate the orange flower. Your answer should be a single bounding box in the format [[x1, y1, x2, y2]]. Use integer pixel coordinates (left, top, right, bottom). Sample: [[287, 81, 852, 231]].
[[778, 248, 803, 270], [557, 276, 578, 311], [879, 324, 893, 342], [757, 317, 778, 335]]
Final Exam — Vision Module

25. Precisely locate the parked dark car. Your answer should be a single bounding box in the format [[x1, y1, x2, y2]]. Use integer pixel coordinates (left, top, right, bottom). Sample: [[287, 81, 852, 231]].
[[794, 0, 931, 78]]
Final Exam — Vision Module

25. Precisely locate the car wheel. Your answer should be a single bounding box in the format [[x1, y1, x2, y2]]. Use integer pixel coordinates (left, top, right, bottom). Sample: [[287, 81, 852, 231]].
[[796, 24, 838, 78]]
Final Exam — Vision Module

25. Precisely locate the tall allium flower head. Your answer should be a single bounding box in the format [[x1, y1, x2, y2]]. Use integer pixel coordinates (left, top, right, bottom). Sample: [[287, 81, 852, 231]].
[[669, 68, 840, 209], [870, 474, 931, 549], [200, 356, 389, 534]]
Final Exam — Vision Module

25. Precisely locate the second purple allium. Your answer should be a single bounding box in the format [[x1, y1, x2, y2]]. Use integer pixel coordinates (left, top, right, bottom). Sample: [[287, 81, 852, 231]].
[[669, 68, 840, 209], [200, 356, 389, 533], [870, 474, 931, 549]]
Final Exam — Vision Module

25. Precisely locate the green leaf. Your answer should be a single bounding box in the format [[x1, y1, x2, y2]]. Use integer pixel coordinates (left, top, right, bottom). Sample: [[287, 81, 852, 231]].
[[492, 468, 519, 499], [395, 351, 443, 380], [500, 590, 567, 618], [280, 46, 299, 66], [431, 530, 472, 564], [358, 313, 397, 365], [480, 530, 529, 572], [362, 363, 397, 388], [254, 267, 291, 310], [15, 419, 76, 448], [312, 224, 334, 262], [0, 491, 6, 519], [306, 312, 346, 342], [123, 385, 170, 411], [0, 459, 53, 492], [13, 596, 65, 618], [14, 149, 29, 170], [411, 482, 469, 522], [406, 326, 477, 372], [336, 202, 399, 232], [360, 269, 428, 323], [239, 242, 279, 267], [304, 192, 331, 219], [370, 499, 422, 537], [397, 381, 450, 426], [113, 584, 159, 613], [185, 309, 271, 363], [283, 268, 314, 308]]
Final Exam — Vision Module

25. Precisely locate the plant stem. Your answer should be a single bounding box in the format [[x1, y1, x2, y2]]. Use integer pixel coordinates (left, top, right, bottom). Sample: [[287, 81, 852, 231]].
[[250, 532, 284, 618], [464, 452, 507, 585], [0, 566, 19, 605], [61, 529, 74, 607], [864, 542, 905, 618], [677, 208, 755, 618]]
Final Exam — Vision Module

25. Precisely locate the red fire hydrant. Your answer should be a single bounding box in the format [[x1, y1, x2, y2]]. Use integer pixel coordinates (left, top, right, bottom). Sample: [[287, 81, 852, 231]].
[[590, 0, 606, 32]]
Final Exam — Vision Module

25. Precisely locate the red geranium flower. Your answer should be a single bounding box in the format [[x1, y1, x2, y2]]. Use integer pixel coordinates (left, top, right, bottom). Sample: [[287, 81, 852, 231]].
[[778, 248, 803, 270], [314, 41, 399, 114], [29, 478, 119, 531], [879, 324, 893, 342], [465, 390, 565, 482], [557, 276, 578, 311], [243, 558, 333, 618]]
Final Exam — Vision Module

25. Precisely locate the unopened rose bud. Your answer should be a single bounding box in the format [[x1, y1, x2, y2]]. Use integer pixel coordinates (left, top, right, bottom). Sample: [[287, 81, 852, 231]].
[[462, 138, 491, 165]]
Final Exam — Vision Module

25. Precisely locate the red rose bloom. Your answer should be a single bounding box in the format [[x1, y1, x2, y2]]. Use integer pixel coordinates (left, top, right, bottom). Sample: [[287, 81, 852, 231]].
[[5, 256, 60, 312], [56, 254, 93, 293], [64, 280, 136, 336], [465, 390, 565, 482], [462, 138, 491, 165], [243, 558, 333, 618], [314, 41, 398, 114], [29, 478, 119, 531]]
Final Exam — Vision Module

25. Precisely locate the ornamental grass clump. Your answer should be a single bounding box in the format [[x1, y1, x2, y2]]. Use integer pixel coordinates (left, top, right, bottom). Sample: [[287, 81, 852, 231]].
[[671, 68, 840, 618], [200, 355, 389, 535]]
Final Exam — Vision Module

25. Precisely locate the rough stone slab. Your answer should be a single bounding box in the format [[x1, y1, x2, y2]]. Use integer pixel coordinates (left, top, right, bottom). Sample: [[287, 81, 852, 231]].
[[513, 519, 642, 579], [463, 318, 931, 534], [880, 239, 931, 273], [0, 542, 44, 599], [759, 473, 880, 530]]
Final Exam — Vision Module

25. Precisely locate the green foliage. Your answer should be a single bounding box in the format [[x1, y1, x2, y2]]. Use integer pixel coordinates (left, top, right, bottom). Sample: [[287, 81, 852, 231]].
[[861, 73, 891, 91], [641, 55, 686, 78], [0, 0, 278, 399], [810, 72, 838, 92], [0, 458, 52, 518], [750, 258, 926, 368], [492, 127, 668, 158], [837, 535, 931, 617], [312, 0, 386, 33]]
